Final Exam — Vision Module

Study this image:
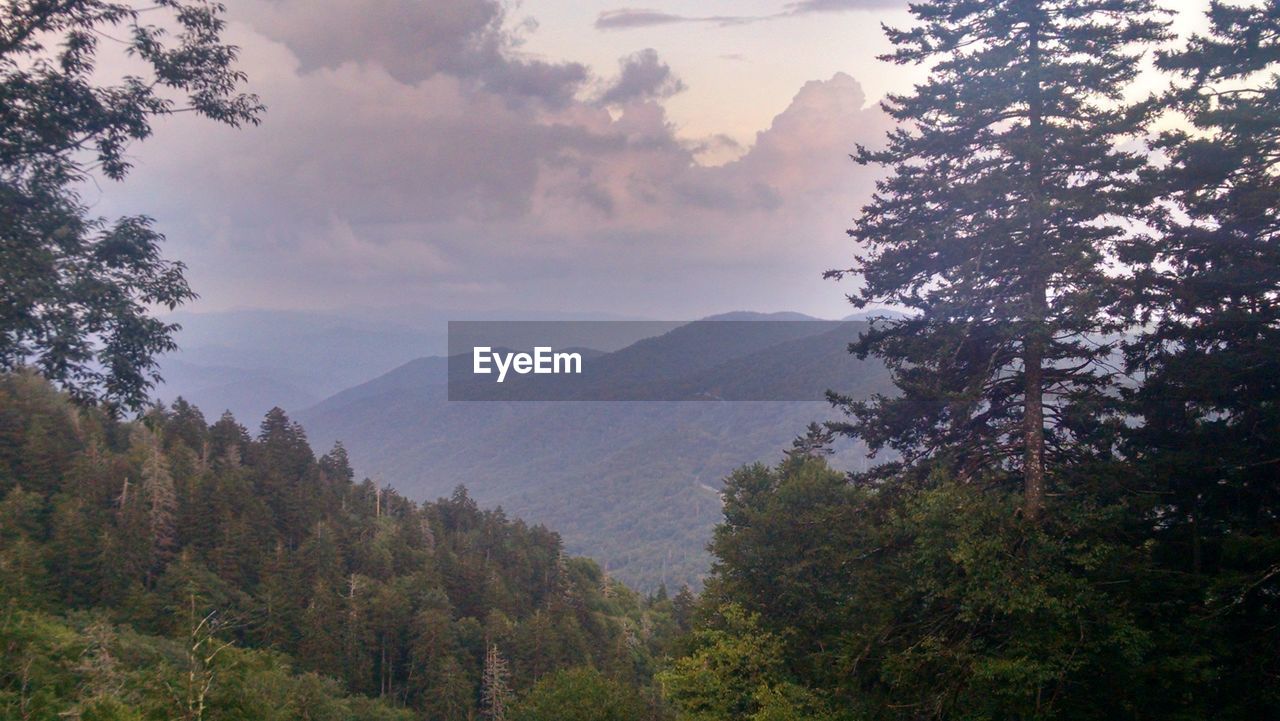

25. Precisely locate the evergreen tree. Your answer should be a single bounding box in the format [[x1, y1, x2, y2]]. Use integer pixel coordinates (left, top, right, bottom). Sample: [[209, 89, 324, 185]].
[[48, 493, 107, 606], [208, 412, 250, 470], [784, 422, 835, 461], [1121, 1, 1280, 713], [481, 643, 513, 721], [0, 486, 50, 608], [134, 426, 178, 582], [0, 376, 679, 717], [425, 656, 476, 721], [828, 0, 1169, 514], [672, 586, 696, 635]]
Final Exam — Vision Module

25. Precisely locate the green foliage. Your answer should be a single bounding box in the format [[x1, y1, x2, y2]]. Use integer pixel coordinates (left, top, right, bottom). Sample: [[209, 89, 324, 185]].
[[827, 0, 1171, 512], [0, 608, 413, 721], [512, 666, 652, 721], [714, 1, 1280, 718], [0, 0, 263, 411], [0, 374, 675, 717], [687, 452, 1277, 719], [1117, 2, 1280, 714], [658, 604, 835, 721]]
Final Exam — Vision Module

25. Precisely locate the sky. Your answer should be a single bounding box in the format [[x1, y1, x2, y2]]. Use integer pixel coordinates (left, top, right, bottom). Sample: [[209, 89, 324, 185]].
[[94, 0, 1211, 321]]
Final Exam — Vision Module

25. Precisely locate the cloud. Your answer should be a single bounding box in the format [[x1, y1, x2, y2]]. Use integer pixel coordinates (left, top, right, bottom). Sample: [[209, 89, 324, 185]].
[[595, 0, 902, 31], [594, 9, 751, 30], [783, 0, 902, 13], [237, 0, 588, 106], [595, 9, 687, 29], [103, 0, 892, 317], [599, 49, 686, 105]]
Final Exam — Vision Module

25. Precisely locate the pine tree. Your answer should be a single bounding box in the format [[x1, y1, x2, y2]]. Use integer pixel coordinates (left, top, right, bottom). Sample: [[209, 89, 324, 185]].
[[1126, 1, 1280, 545], [1122, 2, 1280, 713], [425, 656, 474, 721], [0, 485, 50, 607], [784, 422, 835, 461], [254, 540, 301, 649], [480, 643, 512, 721], [0, 374, 676, 719], [828, 0, 1170, 515], [135, 426, 178, 581], [672, 585, 696, 634], [209, 412, 249, 469]]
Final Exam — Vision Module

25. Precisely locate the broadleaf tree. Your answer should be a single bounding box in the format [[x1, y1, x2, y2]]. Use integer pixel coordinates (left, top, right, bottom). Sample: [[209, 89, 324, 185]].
[[0, 0, 263, 412]]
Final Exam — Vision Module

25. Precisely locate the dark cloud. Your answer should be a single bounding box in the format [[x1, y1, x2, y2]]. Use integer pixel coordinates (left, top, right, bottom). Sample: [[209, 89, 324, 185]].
[[477, 59, 589, 108], [595, 0, 902, 31], [599, 49, 686, 105], [241, 0, 587, 106]]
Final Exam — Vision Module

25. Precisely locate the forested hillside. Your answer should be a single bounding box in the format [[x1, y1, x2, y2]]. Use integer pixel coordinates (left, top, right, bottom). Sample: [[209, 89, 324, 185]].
[[0, 373, 683, 720], [649, 0, 1280, 718], [4, 0, 1280, 718], [299, 319, 893, 590]]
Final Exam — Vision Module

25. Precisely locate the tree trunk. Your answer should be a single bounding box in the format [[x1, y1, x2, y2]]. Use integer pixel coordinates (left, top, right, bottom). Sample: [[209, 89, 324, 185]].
[[1023, 5, 1047, 518], [1023, 291, 1047, 517]]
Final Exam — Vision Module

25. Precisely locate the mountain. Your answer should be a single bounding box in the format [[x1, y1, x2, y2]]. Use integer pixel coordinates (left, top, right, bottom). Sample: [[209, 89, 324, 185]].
[[153, 309, 445, 421], [297, 317, 894, 590], [152, 308, 667, 421]]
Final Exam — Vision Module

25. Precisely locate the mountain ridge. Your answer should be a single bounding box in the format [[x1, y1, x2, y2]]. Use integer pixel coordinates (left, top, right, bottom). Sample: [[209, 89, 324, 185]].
[[296, 318, 894, 589]]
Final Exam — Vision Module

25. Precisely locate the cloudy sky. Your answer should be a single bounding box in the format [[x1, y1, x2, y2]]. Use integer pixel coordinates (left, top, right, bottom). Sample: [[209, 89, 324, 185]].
[[96, 0, 1209, 320]]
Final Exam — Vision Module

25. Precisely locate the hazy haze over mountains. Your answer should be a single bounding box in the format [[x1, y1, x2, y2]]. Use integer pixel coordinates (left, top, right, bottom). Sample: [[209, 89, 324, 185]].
[[154, 310, 895, 589]]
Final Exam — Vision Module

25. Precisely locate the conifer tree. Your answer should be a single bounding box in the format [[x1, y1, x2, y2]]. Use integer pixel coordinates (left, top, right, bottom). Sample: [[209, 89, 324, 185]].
[[1126, 1, 1280, 542], [0, 485, 50, 607], [829, 0, 1170, 514], [427, 656, 475, 721], [0, 377, 678, 718], [1123, 1, 1280, 712], [135, 426, 177, 580], [481, 643, 513, 721]]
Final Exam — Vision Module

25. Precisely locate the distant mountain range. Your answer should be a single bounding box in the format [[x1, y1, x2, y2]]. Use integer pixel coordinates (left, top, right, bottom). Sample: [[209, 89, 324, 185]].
[[153, 309, 898, 589], [292, 314, 894, 590], [152, 307, 656, 421]]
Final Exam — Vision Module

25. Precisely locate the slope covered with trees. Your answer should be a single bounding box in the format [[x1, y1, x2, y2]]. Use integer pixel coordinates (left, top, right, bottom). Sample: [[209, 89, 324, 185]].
[[0, 373, 681, 720], [298, 319, 892, 591], [657, 1, 1280, 719]]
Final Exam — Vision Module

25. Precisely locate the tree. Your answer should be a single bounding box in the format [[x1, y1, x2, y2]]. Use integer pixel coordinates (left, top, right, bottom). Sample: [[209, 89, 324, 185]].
[[0, 0, 262, 412], [0, 485, 51, 608], [671, 586, 696, 635], [423, 656, 476, 721], [0, 375, 674, 718], [658, 604, 830, 721], [512, 667, 648, 721], [1121, 1, 1280, 714], [783, 423, 835, 461], [134, 425, 177, 582], [827, 0, 1169, 515], [693, 456, 1161, 720], [481, 643, 513, 721], [175, 594, 234, 721]]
